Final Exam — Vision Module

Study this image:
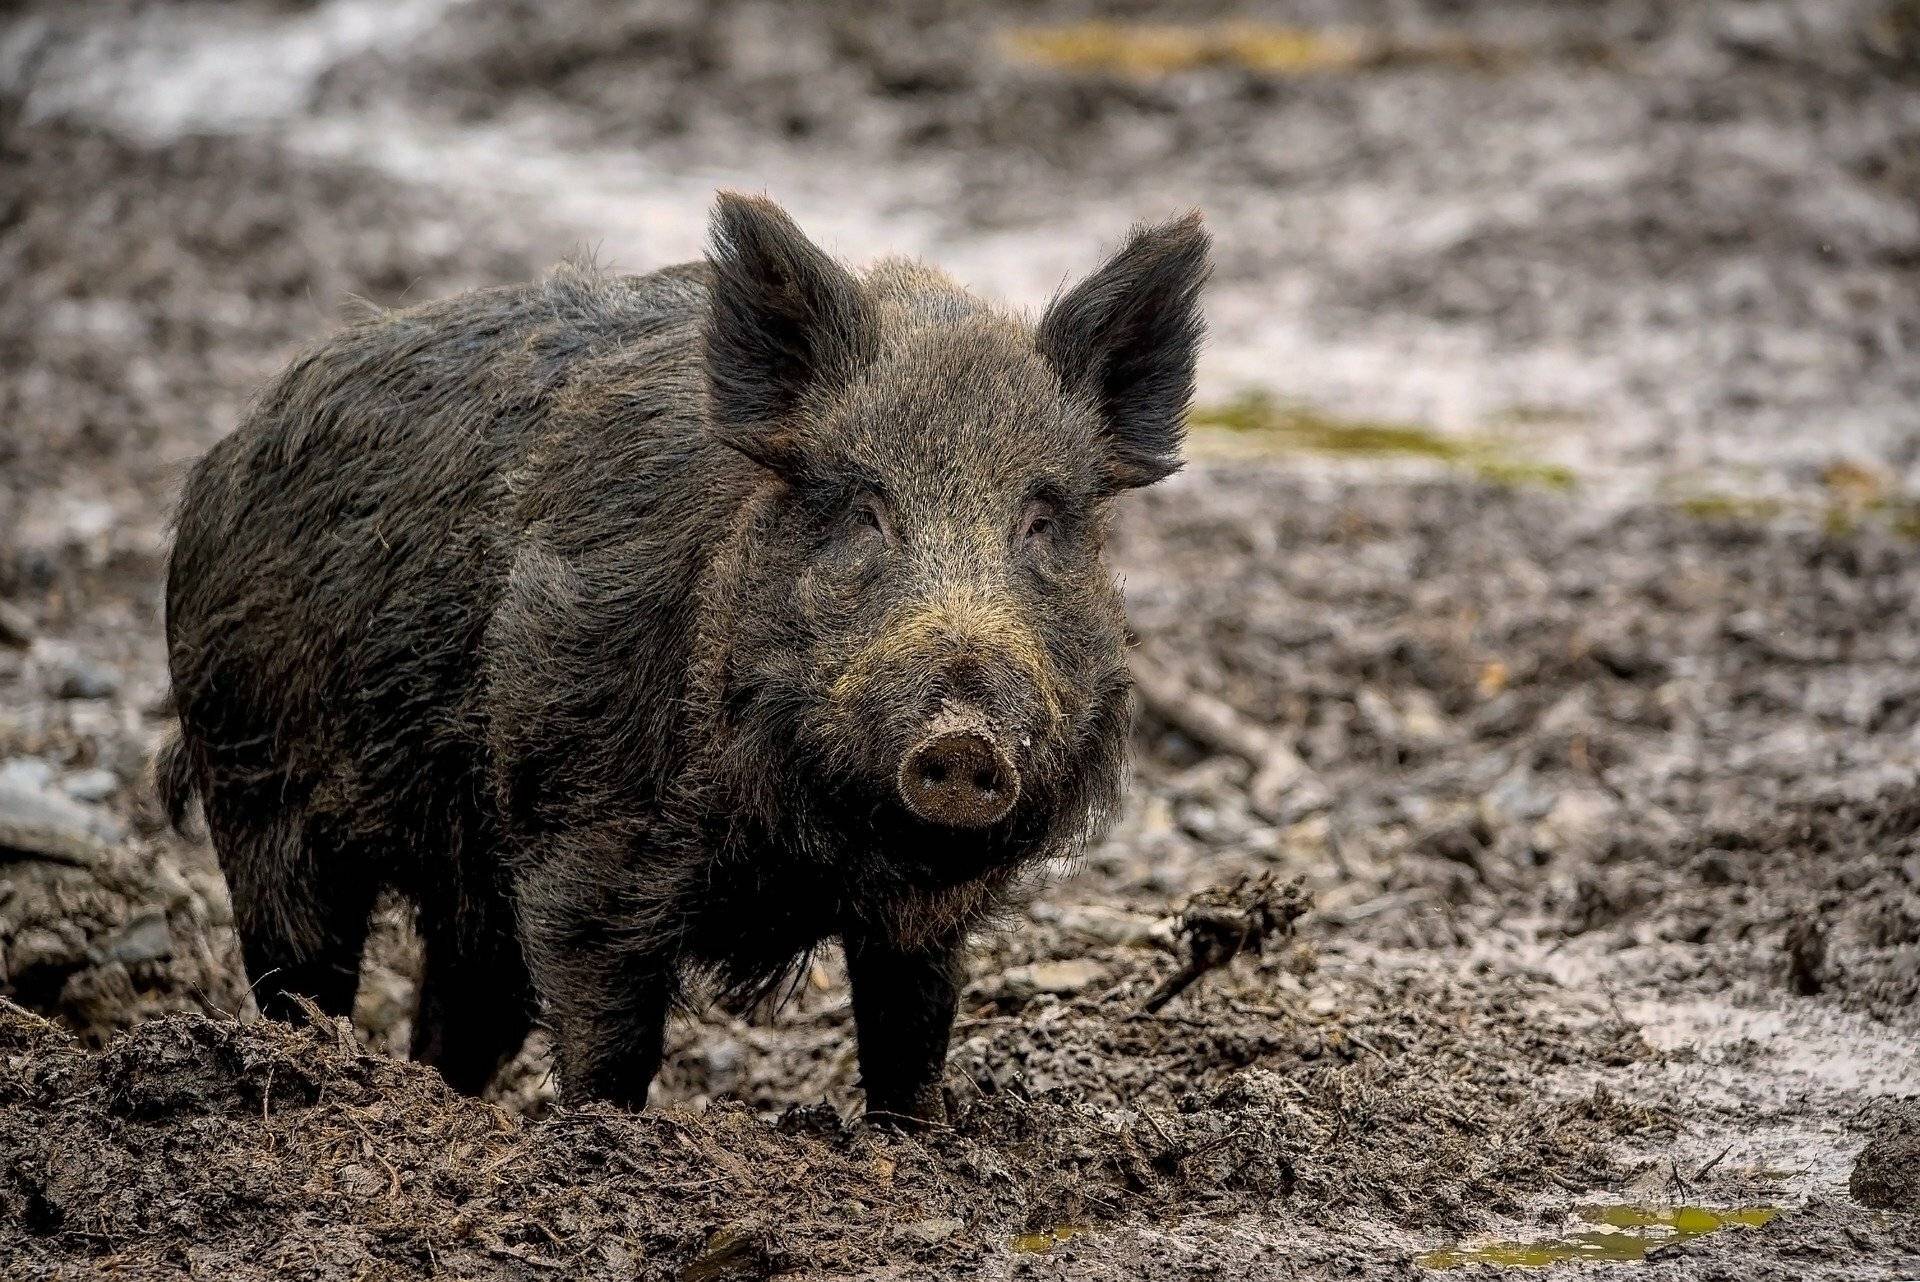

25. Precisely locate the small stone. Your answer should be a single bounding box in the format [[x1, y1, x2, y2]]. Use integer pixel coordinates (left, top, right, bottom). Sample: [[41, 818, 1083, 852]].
[[680, 1223, 779, 1282], [60, 768, 119, 803], [1531, 790, 1616, 860], [100, 911, 173, 966], [1044, 903, 1167, 949], [1487, 772, 1555, 823], [151, 859, 196, 910], [1002, 958, 1106, 997], [1176, 801, 1221, 840], [2, 758, 55, 789], [52, 658, 120, 701], [1139, 793, 1175, 837], [1399, 689, 1449, 743], [0, 600, 35, 648], [701, 1036, 745, 1081], [10, 924, 86, 972], [1691, 850, 1737, 886], [1356, 688, 1401, 740], [0, 757, 123, 862], [188, 870, 234, 926]]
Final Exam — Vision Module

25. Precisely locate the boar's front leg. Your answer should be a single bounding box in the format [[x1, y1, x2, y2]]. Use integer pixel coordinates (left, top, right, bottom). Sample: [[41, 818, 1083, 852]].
[[550, 963, 674, 1111], [843, 929, 965, 1127], [515, 861, 675, 1111]]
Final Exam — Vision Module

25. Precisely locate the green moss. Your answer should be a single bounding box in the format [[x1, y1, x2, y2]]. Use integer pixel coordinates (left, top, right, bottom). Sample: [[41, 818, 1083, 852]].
[[1474, 458, 1577, 491], [1193, 392, 1469, 457], [996, 22, 1571, 79], [1190, 391, 1577, 489], [1885, 500, 1920, 540], [1823, 505, 1861, 537], [999, 23, 1372, 77], [1672, 489, 1920, 537], [1677, 494, 1785, 522]]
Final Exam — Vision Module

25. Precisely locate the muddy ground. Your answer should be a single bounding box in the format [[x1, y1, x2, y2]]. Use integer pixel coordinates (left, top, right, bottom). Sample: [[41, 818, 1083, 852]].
[[3, 0, 1919, 1278]]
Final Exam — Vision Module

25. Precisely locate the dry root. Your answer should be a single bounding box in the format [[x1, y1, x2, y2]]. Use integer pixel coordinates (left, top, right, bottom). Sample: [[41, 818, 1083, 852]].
[[1130, 654, 1324, 819]]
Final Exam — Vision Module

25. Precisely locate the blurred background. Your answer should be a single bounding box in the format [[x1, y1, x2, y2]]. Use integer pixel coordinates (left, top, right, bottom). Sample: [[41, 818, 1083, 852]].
[[2, 3, 1919, 1274], [6, 0, 1917, 545]]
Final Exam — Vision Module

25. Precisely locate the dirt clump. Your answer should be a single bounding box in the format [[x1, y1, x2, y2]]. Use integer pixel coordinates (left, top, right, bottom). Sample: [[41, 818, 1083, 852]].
[[1851, 1098, 1920, 1211]]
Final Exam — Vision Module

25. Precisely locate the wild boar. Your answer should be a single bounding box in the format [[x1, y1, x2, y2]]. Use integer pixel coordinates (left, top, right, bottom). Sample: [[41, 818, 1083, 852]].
[[159, 194, 1209, 1124]]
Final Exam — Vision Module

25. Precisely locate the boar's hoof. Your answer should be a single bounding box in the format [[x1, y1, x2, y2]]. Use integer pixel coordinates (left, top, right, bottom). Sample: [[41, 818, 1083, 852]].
[[898, 722, 1019, 829], [866, 1084, 952, 1130]]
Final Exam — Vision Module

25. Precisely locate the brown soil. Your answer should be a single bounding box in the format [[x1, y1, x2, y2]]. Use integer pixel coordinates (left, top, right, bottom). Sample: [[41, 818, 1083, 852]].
[[3, 0, 1918, 1277]]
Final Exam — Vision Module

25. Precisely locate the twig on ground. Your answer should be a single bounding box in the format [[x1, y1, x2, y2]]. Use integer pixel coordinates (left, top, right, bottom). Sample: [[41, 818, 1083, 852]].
[[1693, 1142, 1736, 1182], [1141, 873, 1311, 1014]]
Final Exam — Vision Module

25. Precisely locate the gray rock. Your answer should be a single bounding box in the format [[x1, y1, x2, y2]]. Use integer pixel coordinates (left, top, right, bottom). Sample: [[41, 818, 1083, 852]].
[[60, 768, 120, 803], [51, 657, 120, 701], [1002, 958, 1107, 997], [99, 911, 174, 966], [0, 757, 124, 863]]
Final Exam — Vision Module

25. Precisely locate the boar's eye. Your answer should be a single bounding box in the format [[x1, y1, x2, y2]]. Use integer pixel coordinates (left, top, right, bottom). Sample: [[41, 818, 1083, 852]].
[[1018, 499, 1058, 547], [851, 493, 891, 541]]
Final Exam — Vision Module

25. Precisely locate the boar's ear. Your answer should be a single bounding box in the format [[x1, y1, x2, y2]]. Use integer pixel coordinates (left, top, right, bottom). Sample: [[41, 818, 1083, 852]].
[[1037, 213, 1210, 491], [704, 192, 877, 474]]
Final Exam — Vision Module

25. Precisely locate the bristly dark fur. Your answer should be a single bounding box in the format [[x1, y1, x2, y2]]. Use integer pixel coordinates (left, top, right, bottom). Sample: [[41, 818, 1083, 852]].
[[161, 194, 1210, 1123], [153, 730, 200, 835], [704, 193, 879, 473]]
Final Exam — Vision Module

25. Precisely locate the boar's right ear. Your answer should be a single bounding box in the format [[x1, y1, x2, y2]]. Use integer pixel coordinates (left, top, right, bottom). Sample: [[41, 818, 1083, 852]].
[[704, 192, 877, 474], [1037, 213, 1211, 492]]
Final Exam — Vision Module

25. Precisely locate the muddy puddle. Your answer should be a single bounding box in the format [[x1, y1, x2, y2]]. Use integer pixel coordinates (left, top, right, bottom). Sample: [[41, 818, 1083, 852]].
[[1419, 1205, 1780, 1269], [4, 0, 1919, 1278], [1011, 1224, 1096, 1254]]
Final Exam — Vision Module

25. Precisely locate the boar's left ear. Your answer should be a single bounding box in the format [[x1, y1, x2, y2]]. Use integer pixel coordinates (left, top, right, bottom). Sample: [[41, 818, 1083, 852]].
[[1037, 213, 1211, 491], [705, 192, 878, 474]]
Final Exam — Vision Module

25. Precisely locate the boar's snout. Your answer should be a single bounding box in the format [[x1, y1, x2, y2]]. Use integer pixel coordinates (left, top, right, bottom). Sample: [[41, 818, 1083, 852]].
[[897, 706, 1021, 829]]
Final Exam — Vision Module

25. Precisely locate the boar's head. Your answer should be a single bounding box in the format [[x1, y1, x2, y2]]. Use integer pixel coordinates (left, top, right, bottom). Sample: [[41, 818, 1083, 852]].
[[700, 193, 1209, 885]]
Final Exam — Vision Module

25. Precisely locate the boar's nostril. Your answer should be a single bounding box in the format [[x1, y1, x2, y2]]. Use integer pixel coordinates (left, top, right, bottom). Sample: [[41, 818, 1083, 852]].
[[898, 725, 1021, 829]]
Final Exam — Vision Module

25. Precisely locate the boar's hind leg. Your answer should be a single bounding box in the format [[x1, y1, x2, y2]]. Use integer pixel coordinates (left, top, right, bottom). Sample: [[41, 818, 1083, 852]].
[[844, 930, 965, 1127], [411, 899, 538, 1096], [208, 802, 376, 1024]]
